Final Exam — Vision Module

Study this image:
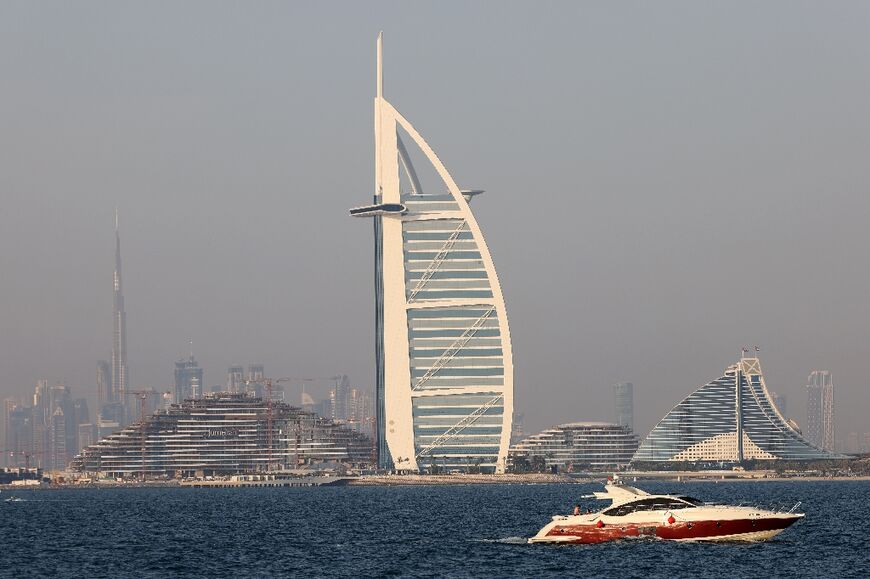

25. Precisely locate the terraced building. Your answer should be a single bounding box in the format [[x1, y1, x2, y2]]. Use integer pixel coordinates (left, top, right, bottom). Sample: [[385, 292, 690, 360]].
[[351, 35, 513, 473], [632, 357, 845, 464], [69, 394, 372, 478]]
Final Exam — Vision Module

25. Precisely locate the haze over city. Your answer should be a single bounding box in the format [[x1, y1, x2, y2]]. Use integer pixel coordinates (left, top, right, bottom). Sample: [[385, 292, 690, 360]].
[[2, 1, 869, 442]]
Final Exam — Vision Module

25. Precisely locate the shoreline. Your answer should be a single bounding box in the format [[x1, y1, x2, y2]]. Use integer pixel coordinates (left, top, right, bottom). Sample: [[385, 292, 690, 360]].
[[5, 473, 870, 490]]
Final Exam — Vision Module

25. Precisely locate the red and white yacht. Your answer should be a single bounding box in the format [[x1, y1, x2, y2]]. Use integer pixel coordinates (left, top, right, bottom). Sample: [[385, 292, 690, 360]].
[[529, 481, 804, 544]]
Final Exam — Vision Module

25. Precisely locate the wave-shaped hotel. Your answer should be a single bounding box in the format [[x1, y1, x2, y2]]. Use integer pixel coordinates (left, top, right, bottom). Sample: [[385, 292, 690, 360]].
[[632, 357, 844, 465], [351, 35, 513, 473], [70, 394, 372, 478]]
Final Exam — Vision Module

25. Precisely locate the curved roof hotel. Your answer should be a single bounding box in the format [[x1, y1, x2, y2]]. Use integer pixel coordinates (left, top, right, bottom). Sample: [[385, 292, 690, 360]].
[[351, 35, 513, 473], [633, 356, 844, 463]]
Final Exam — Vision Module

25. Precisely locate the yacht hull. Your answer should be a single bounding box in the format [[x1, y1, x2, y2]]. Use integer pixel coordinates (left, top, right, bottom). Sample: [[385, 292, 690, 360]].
[[529, 514, 802, 544]]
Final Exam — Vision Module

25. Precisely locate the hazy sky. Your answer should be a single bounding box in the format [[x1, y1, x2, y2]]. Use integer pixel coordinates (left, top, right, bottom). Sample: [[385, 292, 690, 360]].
[[1, 2, 868, 440]]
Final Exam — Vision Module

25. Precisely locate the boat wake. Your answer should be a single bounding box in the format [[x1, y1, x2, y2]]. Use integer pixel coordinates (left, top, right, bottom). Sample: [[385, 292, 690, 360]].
[[476, 537, 529, 545]]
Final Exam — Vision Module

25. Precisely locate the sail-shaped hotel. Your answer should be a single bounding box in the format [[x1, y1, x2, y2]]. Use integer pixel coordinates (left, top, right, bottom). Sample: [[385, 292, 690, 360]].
[[352, 35, 513, 473]]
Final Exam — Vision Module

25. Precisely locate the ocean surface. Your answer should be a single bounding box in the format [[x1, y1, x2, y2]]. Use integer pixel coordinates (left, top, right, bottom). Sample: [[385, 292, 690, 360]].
[[1, 480, 867, 578]]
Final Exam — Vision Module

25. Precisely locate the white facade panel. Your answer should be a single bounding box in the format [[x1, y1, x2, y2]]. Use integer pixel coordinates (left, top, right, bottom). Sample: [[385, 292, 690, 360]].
[[353, 35, 513, 473]]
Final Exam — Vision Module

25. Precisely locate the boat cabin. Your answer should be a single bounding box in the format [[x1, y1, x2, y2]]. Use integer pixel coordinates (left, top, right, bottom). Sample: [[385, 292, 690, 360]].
[[603, 496, 703, 517]]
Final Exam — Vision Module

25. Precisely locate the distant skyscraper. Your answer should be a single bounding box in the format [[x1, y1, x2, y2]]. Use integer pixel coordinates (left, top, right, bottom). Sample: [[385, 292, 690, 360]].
[[70, 399, 91, 457], [247, 364, 265, 382], [49, 406, 67, 470], [614, 382, 634, 432], [97, 360, 112, 410], [6, 403, 34, 468], [174, 355, 204, 403], [246, 364, 265, 397], [3, 398, 17, 467], [78, 423, 96, 453], [510, 412, 526, 446], [111, 211, 129, 421], [770, 391, 787, 417], [227, 365, 245, 393], [347, 388, 375, 438], [806, 370, 835, 452], [330, 375, 350, 422], [5, 382, 91, 470]]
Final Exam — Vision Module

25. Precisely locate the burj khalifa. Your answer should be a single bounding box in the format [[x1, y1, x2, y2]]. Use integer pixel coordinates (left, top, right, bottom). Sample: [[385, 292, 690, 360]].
[[112, 210, 128, 421]]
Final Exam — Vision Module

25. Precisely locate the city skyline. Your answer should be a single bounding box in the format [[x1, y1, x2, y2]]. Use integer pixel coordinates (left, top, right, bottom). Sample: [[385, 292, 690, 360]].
[[2, 3, 870, 442]]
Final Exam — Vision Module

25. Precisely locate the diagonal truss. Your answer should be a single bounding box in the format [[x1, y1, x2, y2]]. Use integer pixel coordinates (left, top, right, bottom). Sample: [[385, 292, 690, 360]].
[[412, 305, 496, 391], [415, 394, 504, 459], [407, 219, 468, 302]]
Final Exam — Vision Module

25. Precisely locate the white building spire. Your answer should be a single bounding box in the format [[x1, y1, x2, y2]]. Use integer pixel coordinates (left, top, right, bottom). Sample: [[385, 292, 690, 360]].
[[376, 31, 383, 100]]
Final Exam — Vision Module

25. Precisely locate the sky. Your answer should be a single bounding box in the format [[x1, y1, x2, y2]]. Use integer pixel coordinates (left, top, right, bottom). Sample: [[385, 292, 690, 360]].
[[1, 1, 869, 442]]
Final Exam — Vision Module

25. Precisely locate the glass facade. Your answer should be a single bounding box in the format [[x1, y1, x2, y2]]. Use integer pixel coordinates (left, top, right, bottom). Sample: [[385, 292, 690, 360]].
[[632, 357, 845, 463]]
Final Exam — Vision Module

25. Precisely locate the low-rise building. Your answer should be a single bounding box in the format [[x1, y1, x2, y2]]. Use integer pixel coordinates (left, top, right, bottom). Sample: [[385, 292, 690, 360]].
[[509, 422, 639, 472]]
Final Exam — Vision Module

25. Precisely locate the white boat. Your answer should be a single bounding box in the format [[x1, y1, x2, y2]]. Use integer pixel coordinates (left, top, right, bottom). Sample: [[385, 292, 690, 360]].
[[529, 481, 803, 544]]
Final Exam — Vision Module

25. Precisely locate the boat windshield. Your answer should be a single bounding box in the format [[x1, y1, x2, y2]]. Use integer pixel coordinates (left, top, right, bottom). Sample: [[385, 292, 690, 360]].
[[603, 497, 698, 517], [678, 496, 704, 506]]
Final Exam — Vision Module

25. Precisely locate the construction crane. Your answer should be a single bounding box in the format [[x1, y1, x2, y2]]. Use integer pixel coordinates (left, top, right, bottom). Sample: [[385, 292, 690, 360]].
[[242, 377, 299, 472], [241, 375, 346, 472], [126, 389, 157, 480], [2, 449, 43, 470]]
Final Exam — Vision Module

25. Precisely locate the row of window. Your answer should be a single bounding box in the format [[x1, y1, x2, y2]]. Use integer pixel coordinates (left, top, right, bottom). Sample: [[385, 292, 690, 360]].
[[634, 369, 841, 461], [603, 497, 702, 517]]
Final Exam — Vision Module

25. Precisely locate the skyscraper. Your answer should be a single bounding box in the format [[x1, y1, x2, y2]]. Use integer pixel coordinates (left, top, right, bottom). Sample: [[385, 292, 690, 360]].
[[770, 391, 787, 417], [97, 360, 112, 409], [174, 355, 204, 403], [5, 403, 34, 468], [351, 35, 514, 473], [806, 370, 835, 452], [226, 365, 245, 393], [246, 364, 265, 397], [49, 406, 67, 471], [3, 398, 16, 467], [111, 210, 129, 421], [330, 375, 350, 422], [614, 382, 634, 432]]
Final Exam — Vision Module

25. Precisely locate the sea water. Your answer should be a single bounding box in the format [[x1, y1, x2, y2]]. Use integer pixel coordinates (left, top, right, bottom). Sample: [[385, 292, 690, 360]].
[[1, 481, 867, 578]]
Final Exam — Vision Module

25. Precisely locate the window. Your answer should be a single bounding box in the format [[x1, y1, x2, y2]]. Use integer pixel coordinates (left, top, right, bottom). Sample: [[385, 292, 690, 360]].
[[603, 497, 697, 517], [678, 496, 704, 506]]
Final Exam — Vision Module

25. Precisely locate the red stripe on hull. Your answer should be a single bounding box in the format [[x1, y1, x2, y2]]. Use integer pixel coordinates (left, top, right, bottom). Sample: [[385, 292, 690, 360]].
[[545, 516, 800, 544]]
